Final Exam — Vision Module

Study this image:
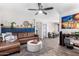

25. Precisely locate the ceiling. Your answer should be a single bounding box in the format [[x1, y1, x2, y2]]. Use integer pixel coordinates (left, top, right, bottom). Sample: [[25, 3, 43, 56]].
[[0, 3, 79, 23], [0, 3, 78, 15]]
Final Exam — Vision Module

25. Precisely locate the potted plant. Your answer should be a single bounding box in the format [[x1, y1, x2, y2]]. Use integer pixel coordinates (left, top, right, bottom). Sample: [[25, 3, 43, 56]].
[[11, 22, 16, 28]]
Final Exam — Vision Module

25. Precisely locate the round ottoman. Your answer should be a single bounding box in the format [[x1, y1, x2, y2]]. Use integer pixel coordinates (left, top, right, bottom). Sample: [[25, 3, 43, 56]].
[[27, 40, 42, 52]]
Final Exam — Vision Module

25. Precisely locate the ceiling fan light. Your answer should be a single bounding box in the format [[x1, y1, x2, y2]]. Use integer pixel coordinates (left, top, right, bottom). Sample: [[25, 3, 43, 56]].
[[39, 10, 42, 14]]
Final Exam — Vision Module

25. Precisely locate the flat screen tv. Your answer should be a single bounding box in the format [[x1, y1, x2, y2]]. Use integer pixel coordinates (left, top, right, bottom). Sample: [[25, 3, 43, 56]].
[[62, 13, 79, 29]]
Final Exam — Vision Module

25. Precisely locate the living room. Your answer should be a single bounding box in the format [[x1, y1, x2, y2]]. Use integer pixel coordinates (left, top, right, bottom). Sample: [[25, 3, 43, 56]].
[[0, 3, 79, 56], [0, 3, 60, 56]]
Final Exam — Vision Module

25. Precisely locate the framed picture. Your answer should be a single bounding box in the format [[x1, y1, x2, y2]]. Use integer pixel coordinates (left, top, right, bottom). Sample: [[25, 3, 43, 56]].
[[61, 13, 79, 29]]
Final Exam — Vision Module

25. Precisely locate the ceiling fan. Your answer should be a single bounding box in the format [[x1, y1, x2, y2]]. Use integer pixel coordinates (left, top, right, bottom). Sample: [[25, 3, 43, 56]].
[[28, 3, 54, 15]]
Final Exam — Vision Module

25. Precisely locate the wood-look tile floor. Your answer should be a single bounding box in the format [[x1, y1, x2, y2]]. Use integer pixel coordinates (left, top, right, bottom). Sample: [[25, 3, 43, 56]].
[[5, 37, 79, 56]]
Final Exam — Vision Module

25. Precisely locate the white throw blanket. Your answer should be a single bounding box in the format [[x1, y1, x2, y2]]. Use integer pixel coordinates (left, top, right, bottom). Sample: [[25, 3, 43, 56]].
[[5, 35, 16, 42], [2, 33, 17, 42]]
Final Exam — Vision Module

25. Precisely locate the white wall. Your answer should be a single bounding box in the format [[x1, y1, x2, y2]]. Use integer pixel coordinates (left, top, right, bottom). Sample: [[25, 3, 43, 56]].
[[0, 4, 59, 27], [0, 3, 60, 38], [35, 10, 60, 38], [0, 27, 1, 33], [0, 19, 1, 33]]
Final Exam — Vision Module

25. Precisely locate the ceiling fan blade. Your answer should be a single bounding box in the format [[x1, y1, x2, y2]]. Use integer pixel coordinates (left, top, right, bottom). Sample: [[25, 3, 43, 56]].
[[43, 11, 47, 15], [35, 12, 38, 15], [43, 7, 53, 10], [28, 9, 38, 11]]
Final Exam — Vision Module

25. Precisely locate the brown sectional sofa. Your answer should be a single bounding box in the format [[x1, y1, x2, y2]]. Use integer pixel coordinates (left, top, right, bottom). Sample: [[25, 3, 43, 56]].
[[0, 41, 20, 56], [17, 32, 39, 44], [0, 32, 39, 56]]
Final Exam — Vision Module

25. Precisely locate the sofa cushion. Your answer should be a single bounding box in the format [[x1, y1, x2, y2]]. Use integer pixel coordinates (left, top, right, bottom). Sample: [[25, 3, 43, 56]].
[[18, 32, 28, 39], [0, 42, 20, 51], [28, 32, 35, 37]]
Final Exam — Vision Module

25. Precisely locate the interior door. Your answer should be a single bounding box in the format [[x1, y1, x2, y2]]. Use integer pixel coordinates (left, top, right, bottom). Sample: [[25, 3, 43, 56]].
[[43, 24, 47, 38]]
